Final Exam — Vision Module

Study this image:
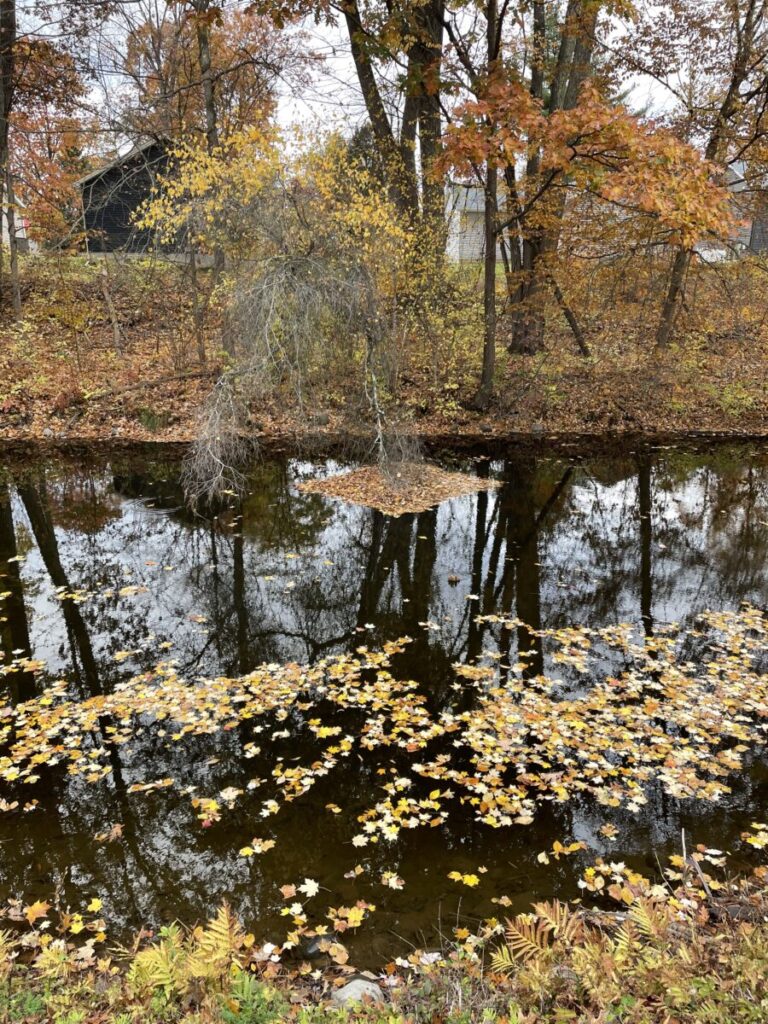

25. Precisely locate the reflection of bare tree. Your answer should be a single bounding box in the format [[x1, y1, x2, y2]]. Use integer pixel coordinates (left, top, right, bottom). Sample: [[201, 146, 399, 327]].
[[0, 481, 35, 702], [502, 461, 544, 677], [638, 454, 654, 638], [17, 477, 103, 697], [466, 463, 494, 663], [232, 526, 251, 675]]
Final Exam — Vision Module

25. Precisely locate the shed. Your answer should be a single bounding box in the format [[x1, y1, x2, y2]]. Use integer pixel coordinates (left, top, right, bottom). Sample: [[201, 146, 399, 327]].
[[76, 139, 169, 253]]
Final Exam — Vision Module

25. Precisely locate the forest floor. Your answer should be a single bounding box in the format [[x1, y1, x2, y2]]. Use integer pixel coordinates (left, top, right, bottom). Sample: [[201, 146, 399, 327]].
[[2, 255, 768, 449]]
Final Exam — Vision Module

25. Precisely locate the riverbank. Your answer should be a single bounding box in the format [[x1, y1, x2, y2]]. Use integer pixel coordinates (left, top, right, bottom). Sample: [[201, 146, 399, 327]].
[[2, 362, 768, 448], [3, 859, 767, 1024], [2, 256, 768, 449]]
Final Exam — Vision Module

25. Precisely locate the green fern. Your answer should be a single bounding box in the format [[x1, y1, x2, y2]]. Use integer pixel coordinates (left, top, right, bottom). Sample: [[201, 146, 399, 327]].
[[128, 924, 185, 997], [127, 904, 249, 998], [188, 902, 247, 979]]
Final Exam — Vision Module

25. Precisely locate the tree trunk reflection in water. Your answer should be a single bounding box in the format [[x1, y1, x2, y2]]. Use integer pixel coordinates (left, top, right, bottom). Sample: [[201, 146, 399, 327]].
[[232, 519, 252, 675], [504, 462, 544, 677], [638, 455, 654, 638], [495, 462, 574, 679], [0, 481, 35, 702], [466, 463, 494, 663], [17, 477, 103, 697]]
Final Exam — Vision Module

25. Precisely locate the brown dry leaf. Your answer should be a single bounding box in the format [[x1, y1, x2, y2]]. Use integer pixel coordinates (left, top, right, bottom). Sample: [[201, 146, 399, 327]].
[[297, 463, 499, 516], [94, 823, 124, 844]]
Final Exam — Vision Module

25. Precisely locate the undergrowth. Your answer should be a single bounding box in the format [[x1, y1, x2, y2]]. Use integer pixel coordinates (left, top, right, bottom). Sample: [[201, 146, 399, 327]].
[[2, 861, 768, 1024]]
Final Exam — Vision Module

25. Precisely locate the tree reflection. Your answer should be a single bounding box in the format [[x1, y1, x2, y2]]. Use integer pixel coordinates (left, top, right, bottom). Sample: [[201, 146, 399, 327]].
[[638, 454, 654, 637], [0, 481, 35, 702], [17, 477, 103, 697]]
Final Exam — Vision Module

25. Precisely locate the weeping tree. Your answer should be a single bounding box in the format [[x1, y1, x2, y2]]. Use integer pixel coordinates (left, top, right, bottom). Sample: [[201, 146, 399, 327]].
[[139, 128, 425, 503]]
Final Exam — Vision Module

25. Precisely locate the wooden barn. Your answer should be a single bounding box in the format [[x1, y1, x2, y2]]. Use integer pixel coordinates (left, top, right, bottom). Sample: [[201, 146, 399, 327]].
[[77, 139, 168, 253]]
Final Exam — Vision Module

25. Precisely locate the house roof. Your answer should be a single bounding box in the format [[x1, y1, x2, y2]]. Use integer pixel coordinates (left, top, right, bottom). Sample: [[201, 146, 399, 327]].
[[75, 138, 166, 188]]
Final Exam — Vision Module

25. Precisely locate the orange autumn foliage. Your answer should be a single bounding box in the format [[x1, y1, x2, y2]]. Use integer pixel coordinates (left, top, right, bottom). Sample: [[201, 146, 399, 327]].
[[441, 77, 732, 248]]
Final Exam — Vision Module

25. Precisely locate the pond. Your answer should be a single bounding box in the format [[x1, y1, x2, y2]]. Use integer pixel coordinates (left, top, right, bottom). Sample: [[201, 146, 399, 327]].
[[1, 442, 768, 966]]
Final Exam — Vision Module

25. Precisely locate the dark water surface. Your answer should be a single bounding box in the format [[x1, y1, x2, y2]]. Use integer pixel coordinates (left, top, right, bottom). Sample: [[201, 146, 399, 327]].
[[1, 443, 768, 964]]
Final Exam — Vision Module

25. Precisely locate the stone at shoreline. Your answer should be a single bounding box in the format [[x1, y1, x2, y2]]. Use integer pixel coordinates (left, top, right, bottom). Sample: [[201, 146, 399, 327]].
[[332, 978, 384, 1006]]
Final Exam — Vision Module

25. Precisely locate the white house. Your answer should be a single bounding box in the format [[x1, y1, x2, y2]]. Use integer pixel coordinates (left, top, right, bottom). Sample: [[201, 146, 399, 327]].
[[447, 165, 768, 265], [446, 182, 505, 262], [1, 190, 36, 253], [694, 161, 768, 260]]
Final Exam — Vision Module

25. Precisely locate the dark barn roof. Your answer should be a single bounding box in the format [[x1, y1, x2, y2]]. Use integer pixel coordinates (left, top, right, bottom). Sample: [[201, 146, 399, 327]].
[[77, 139, 169, 253]]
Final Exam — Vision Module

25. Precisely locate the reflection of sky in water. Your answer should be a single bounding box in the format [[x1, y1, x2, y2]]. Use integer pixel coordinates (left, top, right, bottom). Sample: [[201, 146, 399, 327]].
[[12, 453, 768, 684], [1, 444, 768, 964]]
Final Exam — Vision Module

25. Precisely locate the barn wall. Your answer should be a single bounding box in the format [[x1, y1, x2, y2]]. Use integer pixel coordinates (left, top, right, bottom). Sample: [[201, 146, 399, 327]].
[[82, 146, 168, 253]]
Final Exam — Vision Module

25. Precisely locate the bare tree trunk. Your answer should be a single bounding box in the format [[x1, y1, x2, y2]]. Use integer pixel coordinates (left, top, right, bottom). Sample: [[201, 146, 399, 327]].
[[549, 271, 589, 356], [471, 0, 499, 409], [99, 267, 122, 355], [188, 250, 207, 365], [655, 247, 689, 350], [342, 0, 420, 217], [190, 0, 225, 358], [193, 0, 219, 154], [413, 0, 445, 230], [4, 162, 19, 316], [509, 0, 597, 356], [0, 0, 15, 316], [473, 161, 498, 410], [507, 0, 546, 355]]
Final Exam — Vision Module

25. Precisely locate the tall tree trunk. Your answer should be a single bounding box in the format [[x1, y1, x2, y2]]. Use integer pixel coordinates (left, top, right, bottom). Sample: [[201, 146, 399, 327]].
[[342, 0, 420, 217], [413, 0, 445, 230], [509, 0, 597, 356], [193, 0, 219, 154], [0, 0, 15, 315], [471, 0, 498, 408], [4, 161, 19, 316], [655, 246, 689, 350], [191, 0, 226, 355], [473, 163, 498, 409], [507, 0, 546, 355]]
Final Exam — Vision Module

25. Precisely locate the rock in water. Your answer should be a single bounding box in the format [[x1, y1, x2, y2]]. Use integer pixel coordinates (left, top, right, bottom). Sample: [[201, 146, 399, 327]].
[[332, 978, 384, 1006]]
